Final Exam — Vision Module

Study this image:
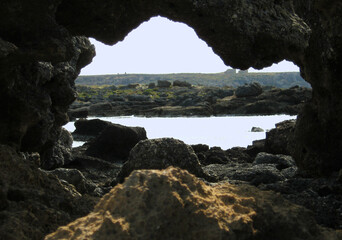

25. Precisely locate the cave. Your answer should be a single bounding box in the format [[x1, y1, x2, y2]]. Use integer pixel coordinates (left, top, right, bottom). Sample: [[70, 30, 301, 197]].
[[1, 0, 342, 238], [1, 0, 341, 175]]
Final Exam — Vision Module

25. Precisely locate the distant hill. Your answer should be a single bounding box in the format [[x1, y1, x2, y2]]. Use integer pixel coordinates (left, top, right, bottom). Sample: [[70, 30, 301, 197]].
[[76, 70, 311, 88]]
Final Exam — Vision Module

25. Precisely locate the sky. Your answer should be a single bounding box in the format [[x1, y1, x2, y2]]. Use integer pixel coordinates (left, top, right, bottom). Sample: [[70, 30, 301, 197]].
[[80, 16, 299, 76]]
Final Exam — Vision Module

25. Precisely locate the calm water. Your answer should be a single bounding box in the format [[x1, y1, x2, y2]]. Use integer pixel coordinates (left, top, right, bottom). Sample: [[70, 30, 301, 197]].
[[64, 115, 296, 150]]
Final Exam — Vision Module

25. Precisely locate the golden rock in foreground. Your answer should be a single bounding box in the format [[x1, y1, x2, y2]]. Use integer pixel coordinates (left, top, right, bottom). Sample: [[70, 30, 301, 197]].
[[46, 167, 341, 240]]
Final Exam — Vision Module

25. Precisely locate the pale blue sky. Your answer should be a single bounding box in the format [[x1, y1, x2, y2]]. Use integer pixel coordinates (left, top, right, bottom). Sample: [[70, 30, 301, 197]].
[[80, 16, 299, 75]]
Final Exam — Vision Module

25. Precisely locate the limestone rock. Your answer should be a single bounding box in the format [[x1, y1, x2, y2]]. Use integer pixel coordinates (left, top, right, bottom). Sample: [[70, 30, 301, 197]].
[[85, 123, 147, 162], [45, 167, 341, 240], [117, 138, 207, 182]]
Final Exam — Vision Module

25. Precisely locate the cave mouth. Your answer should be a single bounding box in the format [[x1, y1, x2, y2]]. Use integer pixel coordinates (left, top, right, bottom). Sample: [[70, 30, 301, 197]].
[[80, 16, 229, 75], [80, 16, 300, 76], [72, 16, 306, 150]]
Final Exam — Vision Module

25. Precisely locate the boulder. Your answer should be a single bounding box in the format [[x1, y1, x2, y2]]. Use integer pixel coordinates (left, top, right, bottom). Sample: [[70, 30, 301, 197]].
[[46, 167, 340, 240], [204, 163, 285, 185], [225, 147, 254, 163], [265, 119, 296, 155], [45, 168, 97, 195], [235, 82, 263, 98], [67, 150, 123, 193], [117, 138, 206, 182], [0, 145, 96, 240], [254, 152, 296, 170], [200, 147, 230, 166], [85, 124, 147, 162], [251, 126, 264, 132], [191, 144, 210, 153], [259, 176, 342, 229], [246, 139, 266, 158], [73, 118, 112, 141], [157, 80, 171, 88], [40, 128, 74, 169], [173, 80, 191, 87]]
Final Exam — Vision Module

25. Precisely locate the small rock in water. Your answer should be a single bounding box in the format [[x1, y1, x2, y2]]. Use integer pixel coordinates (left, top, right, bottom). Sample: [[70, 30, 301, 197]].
[[251, 127, 264, 132]]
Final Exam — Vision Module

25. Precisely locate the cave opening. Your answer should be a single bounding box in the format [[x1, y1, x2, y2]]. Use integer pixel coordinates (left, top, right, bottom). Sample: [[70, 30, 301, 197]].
[[80, 16, 300, 75], [70, 16, 306, 150]]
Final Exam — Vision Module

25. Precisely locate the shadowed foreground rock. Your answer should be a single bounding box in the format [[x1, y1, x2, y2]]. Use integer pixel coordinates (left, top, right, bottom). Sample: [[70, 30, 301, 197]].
[[45, 167, 341, 240], [0, 145, 97, 240]]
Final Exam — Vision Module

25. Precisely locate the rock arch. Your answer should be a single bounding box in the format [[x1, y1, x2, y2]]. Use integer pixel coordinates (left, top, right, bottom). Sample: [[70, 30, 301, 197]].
[[0, 0, 341, 175]]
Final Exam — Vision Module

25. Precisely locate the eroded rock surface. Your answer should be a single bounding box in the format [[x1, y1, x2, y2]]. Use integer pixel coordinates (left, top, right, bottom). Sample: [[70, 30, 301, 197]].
[[117, 138, 207, 183], [45, 167, 341, 240], [0, 145, 97, 240]]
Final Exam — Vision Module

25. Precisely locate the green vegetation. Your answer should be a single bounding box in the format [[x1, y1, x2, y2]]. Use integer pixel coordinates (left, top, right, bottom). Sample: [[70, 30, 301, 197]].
[[76, 71, 310, 88], [76, 85, 180, 102]]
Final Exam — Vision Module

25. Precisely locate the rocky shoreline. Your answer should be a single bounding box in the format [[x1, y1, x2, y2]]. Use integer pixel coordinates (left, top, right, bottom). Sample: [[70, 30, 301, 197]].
[[2, 1, 342, 239], [3, 117, 341, 239], [5, 117, 335, 239], [68, 82, 312, 119], [68, 118, 342, 231]]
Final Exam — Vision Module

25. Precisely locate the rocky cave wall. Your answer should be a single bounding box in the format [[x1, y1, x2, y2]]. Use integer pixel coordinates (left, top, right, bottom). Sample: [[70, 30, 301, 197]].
[[0, 0, 341, 175]]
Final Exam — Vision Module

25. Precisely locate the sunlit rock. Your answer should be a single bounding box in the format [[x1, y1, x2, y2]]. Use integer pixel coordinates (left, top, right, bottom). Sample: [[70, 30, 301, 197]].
[[45, 167, 341, 240]]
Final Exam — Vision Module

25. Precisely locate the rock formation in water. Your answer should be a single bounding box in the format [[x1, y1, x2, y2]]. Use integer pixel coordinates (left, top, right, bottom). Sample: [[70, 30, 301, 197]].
[[45, 167, 341, 240]]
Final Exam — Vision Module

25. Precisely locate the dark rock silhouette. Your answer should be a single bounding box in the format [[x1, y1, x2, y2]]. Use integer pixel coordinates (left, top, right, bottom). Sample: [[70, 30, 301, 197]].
[[265, 119, 296, 155], [73, 118, 112, 141], [0, 145, 97, 240], [85, 123, 147, 162]]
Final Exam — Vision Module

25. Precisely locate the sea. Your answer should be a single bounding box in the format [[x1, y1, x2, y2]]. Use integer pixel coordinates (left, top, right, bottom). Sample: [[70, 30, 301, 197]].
[[64, 115, 296, 150]]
